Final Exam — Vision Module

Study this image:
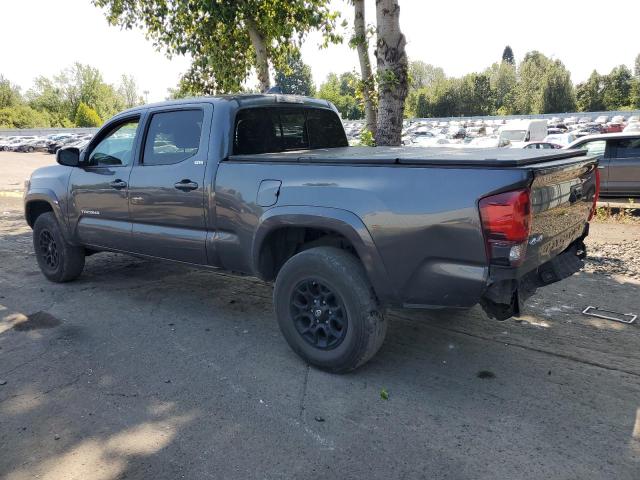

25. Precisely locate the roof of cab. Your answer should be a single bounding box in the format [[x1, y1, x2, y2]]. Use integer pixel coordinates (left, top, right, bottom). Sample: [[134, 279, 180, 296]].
[[117, 94, 334, 117]]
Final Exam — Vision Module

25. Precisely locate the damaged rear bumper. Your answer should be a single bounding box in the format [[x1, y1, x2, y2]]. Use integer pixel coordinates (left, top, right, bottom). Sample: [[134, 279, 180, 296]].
[[480, 238, 587, 320]]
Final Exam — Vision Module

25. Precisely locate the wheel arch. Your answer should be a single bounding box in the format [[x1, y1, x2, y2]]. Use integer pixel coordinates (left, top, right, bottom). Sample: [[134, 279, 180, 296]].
[[24, 190, 68, 236], [252, 206, 395, 305]]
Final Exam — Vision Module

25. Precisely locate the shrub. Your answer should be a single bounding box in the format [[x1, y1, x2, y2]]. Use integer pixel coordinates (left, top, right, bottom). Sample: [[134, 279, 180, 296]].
[[74, 102, 102, 127]]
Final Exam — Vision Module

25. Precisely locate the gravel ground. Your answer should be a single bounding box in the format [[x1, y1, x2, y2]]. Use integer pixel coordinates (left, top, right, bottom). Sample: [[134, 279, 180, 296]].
[[1, 152, 640, 480]]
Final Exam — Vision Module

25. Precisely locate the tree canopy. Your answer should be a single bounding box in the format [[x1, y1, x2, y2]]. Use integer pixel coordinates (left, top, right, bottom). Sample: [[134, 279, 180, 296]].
[[274, 50, 315, 96], [93, 0, 340, 94], [0, 64, 144, 129], [502, 45, 515, 65]]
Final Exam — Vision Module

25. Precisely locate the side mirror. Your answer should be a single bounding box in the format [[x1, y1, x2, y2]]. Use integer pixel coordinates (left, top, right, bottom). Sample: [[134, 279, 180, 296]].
[[57, 147, 80, 167]]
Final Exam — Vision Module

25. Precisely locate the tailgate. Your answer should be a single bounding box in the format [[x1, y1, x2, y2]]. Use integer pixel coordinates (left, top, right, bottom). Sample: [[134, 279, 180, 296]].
[[522, 156, 598, 271]]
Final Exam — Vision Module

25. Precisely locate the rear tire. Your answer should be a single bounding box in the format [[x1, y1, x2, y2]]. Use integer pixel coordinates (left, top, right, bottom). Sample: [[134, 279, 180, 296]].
[[33, 212, 85, 282], [273, 247, 387, 373]]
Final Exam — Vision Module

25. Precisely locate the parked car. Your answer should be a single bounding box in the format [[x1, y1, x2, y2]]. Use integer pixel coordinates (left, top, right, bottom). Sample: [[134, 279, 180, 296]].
[[604, 122, 624, 133], [623, 122, 640, 133], [521, 142, 562, 150], [594, 115, 609, 124], [24, 95, 599, 372], [566, 132, 640, 196], [544, 133, 577, 147]]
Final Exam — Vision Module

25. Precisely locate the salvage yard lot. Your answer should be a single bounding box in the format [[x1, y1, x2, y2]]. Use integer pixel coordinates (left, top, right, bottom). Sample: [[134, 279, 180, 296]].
[[1, 152, 640, 479]]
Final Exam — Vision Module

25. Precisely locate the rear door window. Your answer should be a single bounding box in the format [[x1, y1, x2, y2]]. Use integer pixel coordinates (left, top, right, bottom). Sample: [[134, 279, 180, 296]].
[[233, 107, 348, 155], [612, 138, 640, 159], [143, 109, 203, 166]]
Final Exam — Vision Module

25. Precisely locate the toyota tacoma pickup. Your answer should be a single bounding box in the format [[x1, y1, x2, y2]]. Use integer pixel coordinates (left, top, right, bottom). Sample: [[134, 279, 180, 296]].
[[24, 95, 599, 372]]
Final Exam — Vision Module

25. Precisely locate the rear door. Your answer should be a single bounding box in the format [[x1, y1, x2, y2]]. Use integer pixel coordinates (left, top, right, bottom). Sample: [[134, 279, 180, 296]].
[[127, 104, 212, 264], [606, 137, 640, 196]]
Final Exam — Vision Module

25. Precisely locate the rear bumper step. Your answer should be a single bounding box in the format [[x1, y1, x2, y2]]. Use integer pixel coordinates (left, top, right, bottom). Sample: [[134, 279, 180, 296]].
[[480, 239, 586, 320]]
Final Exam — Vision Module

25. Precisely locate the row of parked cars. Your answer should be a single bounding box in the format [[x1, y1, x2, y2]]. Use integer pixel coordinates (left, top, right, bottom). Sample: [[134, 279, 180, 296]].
[[0, 133, 93, 154], [343, 114, 640, 149]]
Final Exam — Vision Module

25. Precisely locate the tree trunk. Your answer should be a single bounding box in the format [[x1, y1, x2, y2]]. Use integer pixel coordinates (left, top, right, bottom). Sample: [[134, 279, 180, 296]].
[[374, 0, 408, 146], [353, 0, 377, 137], [246, 17, 271, 93]]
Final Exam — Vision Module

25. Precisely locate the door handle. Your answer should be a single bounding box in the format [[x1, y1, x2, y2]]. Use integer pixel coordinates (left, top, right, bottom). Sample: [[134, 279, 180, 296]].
[[109, 179, 127, 190], [174, 179, 199, 192]]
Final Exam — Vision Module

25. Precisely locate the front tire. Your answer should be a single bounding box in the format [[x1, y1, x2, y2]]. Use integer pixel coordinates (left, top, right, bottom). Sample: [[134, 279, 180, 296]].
[[273, 247, 387, 373], [33, 212, 85, 282]]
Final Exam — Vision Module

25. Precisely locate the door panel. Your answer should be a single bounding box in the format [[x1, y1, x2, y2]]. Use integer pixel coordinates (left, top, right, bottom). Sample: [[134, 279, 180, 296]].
[[607, 138, 640, 196], [128, 106, 211, 264], [575, 139, 610, 193], [69, 117, 141, 250]]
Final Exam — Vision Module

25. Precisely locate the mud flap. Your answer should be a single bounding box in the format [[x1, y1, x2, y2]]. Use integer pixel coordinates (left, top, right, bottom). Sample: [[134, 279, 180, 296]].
[[481, 240, 586, 321]]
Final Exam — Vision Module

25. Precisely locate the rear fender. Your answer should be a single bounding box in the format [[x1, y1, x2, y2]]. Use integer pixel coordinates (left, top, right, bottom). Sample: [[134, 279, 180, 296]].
[[253, 206, 395, 304]]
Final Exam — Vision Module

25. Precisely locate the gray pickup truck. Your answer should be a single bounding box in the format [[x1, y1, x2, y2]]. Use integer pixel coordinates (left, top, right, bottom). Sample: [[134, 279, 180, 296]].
[[24, 95, 599, 372]]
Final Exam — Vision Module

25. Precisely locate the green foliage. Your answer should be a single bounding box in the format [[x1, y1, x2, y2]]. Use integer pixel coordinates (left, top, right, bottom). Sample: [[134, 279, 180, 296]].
[[118, 74, 144, 108], [380, 388, 389, 400], [74, 102, 102, 127], [0, 105, 51, 129], [274, 50, 315, 96], [408, 61, 445, 90], [512, 52, 575, 114], [576, 71, 605, 112], [502, 45, 515, 65], [602, 65, 633, 110], [487, 61, 517, 114], [358, 129, 375, 146], [316, 72, 364, 119], [540, 60, 576, 113], [93, 0, 340, 94], [0, 75, 23, 109]]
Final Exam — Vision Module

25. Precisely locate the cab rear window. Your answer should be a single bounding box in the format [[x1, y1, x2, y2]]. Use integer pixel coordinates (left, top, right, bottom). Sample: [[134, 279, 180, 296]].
[[233, 107, 348, 155]]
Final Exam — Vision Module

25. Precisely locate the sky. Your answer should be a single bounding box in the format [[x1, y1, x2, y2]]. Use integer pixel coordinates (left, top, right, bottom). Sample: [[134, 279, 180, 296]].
[[1, 0, 639, 102]]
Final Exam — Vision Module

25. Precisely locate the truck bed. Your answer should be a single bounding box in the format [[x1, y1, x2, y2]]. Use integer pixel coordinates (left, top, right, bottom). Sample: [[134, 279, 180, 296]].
[[228, 146, 587, 167]]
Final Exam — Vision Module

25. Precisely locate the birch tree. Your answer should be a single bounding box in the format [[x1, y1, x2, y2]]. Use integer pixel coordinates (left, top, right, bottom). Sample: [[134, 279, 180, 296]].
[[374, 0, 408, 146]]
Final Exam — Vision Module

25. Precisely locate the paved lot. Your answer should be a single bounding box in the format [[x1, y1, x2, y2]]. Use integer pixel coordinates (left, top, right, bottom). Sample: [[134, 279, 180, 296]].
[[1, 152, 640, 479]]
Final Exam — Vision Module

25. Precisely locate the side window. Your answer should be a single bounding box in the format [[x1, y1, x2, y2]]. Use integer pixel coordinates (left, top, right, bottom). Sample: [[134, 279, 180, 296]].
[[580, 140, 606, 157], [613, 138, 640, 159], [143, 109, 204, 166], [88, 119, 139, 167]]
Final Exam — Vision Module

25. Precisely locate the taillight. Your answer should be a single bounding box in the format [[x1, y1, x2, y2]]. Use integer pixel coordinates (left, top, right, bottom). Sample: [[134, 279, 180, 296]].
[[588, 167, 600, 221], [479, 189, 532, 266]]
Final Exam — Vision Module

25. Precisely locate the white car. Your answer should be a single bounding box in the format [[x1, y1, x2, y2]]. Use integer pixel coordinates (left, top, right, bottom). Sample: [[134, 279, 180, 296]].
[[623, 122, 640, 133]]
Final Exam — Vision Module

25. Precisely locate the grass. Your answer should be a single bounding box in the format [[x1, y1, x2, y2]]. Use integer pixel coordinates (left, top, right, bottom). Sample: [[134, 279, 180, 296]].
[[593, 198, 639, 224]]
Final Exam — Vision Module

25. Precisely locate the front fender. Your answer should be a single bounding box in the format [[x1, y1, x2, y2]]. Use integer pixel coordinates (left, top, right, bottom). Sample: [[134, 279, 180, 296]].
[[252, 205, 396, 305], [24, 189, 71, 240]]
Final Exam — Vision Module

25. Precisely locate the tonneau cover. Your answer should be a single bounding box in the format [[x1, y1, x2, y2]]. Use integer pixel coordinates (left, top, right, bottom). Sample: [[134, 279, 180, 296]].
[[228, 146, 588, 168]]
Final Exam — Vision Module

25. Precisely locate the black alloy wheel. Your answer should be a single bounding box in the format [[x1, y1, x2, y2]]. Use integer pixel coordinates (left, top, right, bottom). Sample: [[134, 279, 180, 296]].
[[290, 279, 348, 350]]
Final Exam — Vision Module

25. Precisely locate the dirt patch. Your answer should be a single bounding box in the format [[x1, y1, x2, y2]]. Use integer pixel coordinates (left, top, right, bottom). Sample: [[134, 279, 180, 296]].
[[12, 311, 61, 331]]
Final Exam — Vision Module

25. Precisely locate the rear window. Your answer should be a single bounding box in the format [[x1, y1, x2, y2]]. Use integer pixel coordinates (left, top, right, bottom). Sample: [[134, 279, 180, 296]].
[[233, 107, 348, 155]]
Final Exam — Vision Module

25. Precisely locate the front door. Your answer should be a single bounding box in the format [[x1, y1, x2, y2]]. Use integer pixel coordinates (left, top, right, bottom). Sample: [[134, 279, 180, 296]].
[[607, 137, 640, 196], [69, 116, 141, 250], [127, 106, 210, 264]]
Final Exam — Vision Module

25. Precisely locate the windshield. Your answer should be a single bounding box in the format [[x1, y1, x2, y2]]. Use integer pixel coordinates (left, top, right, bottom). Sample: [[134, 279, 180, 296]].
[[500, 130, 527, 142]]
